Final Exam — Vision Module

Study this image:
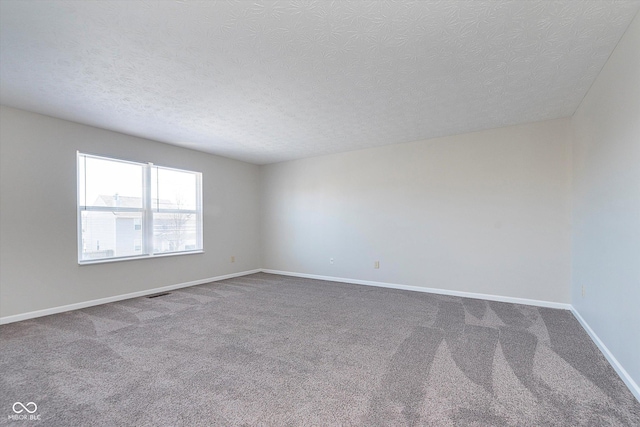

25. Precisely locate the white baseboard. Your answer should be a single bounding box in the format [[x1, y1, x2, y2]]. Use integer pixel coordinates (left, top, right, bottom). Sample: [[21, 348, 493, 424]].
[[570, 307, 640, 401], [0, 269, 261, 325], [260, 269, 572, 310]]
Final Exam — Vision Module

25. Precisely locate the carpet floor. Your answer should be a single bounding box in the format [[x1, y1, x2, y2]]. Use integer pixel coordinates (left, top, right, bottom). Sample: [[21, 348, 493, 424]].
[[1, 273, 638, 426]]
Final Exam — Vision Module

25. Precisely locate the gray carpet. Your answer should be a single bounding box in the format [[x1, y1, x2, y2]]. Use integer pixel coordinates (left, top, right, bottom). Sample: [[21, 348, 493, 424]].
[[1, 273, 638, 426]]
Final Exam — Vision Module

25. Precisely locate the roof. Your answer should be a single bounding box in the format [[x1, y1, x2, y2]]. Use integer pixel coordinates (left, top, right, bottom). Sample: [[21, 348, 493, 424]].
[[94, 195, 177, 210]]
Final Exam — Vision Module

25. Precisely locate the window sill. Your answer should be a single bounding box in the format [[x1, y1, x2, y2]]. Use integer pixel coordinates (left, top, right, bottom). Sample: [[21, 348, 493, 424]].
[[78, 250, 204, 266]]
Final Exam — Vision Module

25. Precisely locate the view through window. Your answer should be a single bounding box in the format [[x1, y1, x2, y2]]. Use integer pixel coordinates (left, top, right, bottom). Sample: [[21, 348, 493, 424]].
[[77, 153, 202, 263]]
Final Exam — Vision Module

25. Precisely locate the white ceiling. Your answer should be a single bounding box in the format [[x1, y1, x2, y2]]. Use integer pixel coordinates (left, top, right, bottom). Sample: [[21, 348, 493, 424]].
[[1, 1, 639, 164]]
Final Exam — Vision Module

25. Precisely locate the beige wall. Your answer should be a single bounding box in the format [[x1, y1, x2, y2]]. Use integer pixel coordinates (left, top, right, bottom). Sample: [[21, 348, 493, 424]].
[[261, 118, 572, 303], [0, 106, 261, 317], [571, 11, 640, 386]]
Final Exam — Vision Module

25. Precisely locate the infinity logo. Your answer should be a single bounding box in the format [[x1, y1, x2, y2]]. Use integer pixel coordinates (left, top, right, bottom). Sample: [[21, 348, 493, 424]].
[[12, 402, 37, 414]]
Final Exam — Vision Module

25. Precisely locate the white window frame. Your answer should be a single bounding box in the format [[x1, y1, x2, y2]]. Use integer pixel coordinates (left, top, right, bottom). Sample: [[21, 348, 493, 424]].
[[77, 152, 203, 265]]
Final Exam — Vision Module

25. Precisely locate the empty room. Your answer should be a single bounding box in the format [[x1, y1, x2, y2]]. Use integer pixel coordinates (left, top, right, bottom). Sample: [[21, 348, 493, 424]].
[[1, 1, 639, 425]]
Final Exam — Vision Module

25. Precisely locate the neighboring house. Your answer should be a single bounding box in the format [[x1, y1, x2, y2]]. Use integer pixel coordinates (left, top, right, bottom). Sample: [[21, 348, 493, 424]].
[[81, 194, 196, 259]]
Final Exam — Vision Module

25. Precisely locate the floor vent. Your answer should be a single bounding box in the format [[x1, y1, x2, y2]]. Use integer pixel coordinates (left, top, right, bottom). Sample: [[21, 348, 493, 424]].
[[147, 292, 171, 299]]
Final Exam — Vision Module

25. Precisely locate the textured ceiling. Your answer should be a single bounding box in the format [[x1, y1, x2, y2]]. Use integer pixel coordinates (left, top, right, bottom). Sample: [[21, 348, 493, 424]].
[[1, 1, 639, 164]]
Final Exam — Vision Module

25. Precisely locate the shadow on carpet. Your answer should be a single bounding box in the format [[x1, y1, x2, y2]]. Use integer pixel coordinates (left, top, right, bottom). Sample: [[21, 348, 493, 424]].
[[1, 273, 638, 426]]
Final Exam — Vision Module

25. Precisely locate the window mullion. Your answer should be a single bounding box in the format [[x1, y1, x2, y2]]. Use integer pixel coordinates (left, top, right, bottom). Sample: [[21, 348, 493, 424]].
[[144, 164, 154, 255]]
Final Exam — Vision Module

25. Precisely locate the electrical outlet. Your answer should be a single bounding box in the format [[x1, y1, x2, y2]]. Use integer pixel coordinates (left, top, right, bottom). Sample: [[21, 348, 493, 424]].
[[231, 256, 235, 263], [330, 258, 334, 264], [374, 261, 380, 269]]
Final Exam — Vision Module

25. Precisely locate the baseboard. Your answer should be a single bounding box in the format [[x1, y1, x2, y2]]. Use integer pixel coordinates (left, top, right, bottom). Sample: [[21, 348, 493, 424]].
[[570, 307, 640, 401], [260, 269, 572, 310], [0, 269, 261, 325]]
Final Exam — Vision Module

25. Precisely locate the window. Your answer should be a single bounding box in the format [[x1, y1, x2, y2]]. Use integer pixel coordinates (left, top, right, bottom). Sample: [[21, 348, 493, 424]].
[[77, 152, 202, 263]]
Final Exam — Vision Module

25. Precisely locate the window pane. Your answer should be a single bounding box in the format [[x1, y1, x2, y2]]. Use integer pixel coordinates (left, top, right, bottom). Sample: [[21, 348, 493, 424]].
[[152, 167, 197, 211], [78, 153, 202, 263], [153, 212, 199, 253], [82, 156, 144, 208], [80, 211, 145, 260]]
